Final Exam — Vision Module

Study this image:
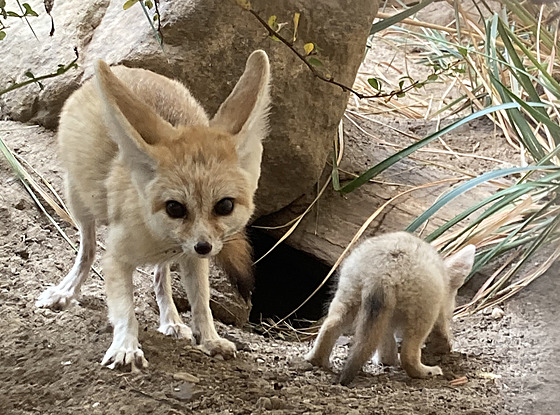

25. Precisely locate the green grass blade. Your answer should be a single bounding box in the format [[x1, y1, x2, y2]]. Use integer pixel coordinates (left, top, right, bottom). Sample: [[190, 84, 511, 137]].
[[426, 186, 529, 242], [334, 102, 546, 194], [470, 195, 559, 275], [369, 0, 437, 35], [496, 19, 545, 114], [406, 165, 560, 232]]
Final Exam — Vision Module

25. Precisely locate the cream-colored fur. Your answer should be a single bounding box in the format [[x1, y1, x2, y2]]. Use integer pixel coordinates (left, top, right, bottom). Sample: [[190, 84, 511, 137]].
[[305, 232, 475, 385], [36, 50, 271, 370]]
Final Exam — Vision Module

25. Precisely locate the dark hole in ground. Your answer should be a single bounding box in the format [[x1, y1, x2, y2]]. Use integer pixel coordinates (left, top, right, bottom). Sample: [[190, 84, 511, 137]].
[[248, 229, 333, 330]]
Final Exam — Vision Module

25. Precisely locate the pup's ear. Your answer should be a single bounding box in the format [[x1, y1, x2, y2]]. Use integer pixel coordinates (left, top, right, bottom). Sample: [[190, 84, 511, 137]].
[[210, 50, 271, 193], [444, 245, 476, 291], [95, 60, 175, 183]]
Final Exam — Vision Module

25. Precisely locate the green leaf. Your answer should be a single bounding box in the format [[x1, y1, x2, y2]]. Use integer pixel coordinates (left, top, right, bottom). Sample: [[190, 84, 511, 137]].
[[427, 73, 438, 81], [267, 15, 278, 31], [22, 3, 38, 16], [307, 57, 323, 67], [367, 77, 381, 90], [0, 30, 5, 40], [153, 13, 159, 21], [123, 0, 139, 10], [24, 71, 34, 78], [6, 11, 20, 17], [396, 92, 406, 98], [234, 0, 251, 10], [0, 0, 6, 8], [144, 0, 153, 8]]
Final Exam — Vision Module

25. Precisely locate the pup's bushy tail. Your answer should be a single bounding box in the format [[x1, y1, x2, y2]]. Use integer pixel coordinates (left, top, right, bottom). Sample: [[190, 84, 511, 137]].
[[215, 231, 254, 302], [339, 285, 392, 386]]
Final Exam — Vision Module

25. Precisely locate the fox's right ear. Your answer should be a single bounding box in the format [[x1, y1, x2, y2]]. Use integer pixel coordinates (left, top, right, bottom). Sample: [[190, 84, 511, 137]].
[[210, 50, 271, 194], [95, 60, 175, 183], [444, 245, 476, 291]]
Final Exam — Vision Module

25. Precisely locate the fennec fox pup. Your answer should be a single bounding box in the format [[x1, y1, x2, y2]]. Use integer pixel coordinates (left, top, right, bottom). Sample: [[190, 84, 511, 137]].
[[305, 232, 475, 385], [36, 50, 271, 369]]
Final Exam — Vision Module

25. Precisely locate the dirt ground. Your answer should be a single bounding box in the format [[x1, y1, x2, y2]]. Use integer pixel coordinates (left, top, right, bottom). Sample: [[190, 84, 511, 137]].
[[0, 115, 558, 415]]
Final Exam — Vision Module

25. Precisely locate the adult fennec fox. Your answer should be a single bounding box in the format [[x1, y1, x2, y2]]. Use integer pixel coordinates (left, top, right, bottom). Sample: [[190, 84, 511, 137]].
[[36, 50, 271, 369], [305, 232, 475, 385]]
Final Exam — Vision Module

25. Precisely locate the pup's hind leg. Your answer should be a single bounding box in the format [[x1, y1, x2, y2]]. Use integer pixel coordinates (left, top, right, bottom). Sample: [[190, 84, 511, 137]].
[[305, 295, 356, 369], [377, 330, 398, 366], [36, 189, 96, 310], [339, 290, 389, 386], [400, 323, 443, 378], [154, 263, 192, 340], [181, 256, 236, 359]]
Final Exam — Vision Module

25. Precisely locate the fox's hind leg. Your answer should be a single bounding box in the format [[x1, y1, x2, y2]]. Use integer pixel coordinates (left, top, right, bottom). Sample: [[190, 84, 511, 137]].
[[36, 185, 96, 310], [339, 289, 390, 386], [305, 295, 357, 369], [400, 322, 443, 378], [153, 263, 193, 340]]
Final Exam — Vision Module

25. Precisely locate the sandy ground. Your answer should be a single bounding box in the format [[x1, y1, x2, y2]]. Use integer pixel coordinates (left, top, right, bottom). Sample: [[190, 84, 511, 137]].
[[0, 119, 558, 415]]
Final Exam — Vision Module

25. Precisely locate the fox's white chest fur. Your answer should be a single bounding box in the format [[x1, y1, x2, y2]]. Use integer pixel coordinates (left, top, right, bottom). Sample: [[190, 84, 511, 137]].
[[306, 231, 475, 385]]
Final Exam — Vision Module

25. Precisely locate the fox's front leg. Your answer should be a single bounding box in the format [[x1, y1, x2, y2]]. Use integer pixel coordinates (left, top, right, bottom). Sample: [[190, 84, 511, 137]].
[[100, 254, 148, 370], [154, 263, 193, 340], [181, 256, 236, 359]]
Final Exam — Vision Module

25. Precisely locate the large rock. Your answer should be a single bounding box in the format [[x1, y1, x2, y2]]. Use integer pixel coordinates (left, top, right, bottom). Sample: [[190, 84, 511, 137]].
[[0, 0, 380, 216]]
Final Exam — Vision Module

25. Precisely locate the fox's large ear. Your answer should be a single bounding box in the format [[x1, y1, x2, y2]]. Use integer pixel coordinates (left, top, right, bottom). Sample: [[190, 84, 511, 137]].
[[444, 245, 476, 291], [210, 50, 271, 192], [95, 60, 175, 182]]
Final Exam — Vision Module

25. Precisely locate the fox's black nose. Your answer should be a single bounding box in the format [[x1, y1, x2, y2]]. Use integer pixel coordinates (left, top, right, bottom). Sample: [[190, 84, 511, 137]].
[[194, 241, 212, 255]]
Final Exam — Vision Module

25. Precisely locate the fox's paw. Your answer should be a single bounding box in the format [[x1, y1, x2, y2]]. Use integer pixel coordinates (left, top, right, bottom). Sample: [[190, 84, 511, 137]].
[[423, 365, 443, 377], [407, 364, 443, 378], [158, 322, 193, 341], [101, 337, 148, 371], [198, 337, 237, 359], [36, 286, 77, 310], [304, 350, 330, 369]]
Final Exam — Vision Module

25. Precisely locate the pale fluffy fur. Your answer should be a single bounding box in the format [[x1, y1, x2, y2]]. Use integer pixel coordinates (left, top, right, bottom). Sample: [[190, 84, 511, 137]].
[[36, 50, 271, 369], [305, 232, 475, 385]]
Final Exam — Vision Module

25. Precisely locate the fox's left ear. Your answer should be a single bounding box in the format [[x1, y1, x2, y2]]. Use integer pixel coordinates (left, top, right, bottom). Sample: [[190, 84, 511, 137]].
[[210, 50, 271, 193], [444, 245, 476, 291]]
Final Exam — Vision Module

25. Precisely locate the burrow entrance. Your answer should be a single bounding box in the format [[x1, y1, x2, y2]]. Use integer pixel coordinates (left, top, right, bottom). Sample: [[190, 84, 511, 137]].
[[248, 229, 334, 329]]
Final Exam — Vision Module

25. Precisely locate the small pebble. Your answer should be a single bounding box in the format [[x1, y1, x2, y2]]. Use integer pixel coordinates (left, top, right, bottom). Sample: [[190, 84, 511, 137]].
[[173, 372, 200, 384], [491, 307, 505, 320]]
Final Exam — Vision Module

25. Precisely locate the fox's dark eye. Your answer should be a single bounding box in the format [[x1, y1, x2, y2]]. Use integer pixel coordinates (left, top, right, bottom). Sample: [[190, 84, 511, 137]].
[[165, 200, 187, 219], [214, 198, 234, 216]]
